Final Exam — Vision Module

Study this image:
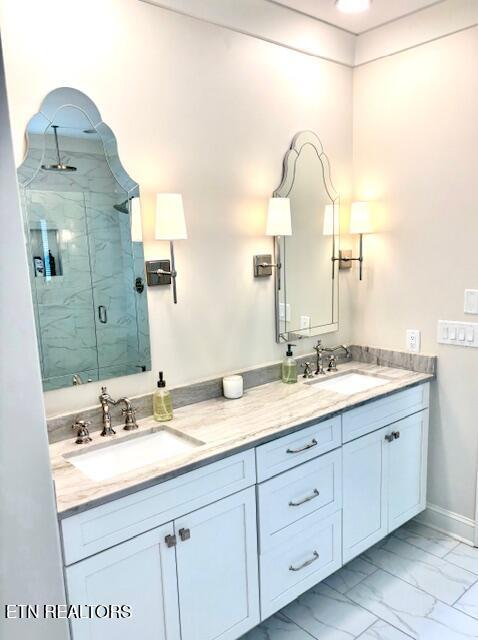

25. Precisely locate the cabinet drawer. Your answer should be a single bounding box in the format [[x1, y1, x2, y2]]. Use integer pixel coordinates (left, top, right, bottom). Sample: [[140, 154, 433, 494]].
[[61, 450, 256, 565], [255, 417, 341, 482], [258, 449, 341, 552], [259, 510, 342, 620], [342, 383, 429, 443]]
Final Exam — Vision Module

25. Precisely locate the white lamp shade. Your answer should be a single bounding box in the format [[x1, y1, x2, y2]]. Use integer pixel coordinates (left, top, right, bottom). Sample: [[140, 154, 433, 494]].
[[349, 201, 373, 235], [155, 193, 187, 240], [323, 204, 339, 236], [130, 197, 143, 242], [266, 198, 292, 236]]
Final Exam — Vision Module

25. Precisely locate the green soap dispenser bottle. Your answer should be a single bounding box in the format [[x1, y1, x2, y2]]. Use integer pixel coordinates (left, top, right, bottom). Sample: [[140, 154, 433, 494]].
[[153, 371, 173, 421], [282, 344, 298, 384]]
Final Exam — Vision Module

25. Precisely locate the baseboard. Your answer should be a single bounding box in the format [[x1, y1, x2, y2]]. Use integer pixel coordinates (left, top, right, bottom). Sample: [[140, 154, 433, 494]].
[[415, 503, 476, 547]]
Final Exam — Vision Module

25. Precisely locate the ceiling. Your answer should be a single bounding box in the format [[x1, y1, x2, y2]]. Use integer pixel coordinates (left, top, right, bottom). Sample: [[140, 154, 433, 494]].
[[270, 0, 442, 33]]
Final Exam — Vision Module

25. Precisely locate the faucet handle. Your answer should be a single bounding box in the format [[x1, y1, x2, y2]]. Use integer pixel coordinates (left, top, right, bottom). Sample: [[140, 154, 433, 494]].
[[327, 354, 338, 372], [72, 419, 92, 445], [302, 362, 313, 378], [122, 402, 139, 431]]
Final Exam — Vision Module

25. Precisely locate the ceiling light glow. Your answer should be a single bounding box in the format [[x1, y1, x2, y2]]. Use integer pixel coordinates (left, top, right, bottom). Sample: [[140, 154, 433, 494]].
[[335, 0, 371, 13]]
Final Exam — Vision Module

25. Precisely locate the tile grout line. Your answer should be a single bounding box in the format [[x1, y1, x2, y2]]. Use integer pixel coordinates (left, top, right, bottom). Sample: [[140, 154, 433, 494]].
[[353, 551, 478, 608], [450, 572, 478, 609], [279, 611, 323, 640], [344, 562, 478, 631], [324, 579, 416, 639], [390, 527, 461, 559]]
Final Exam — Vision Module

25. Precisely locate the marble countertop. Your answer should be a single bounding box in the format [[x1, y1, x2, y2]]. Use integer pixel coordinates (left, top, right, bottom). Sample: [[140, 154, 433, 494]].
[[50, 361, 433, 518]]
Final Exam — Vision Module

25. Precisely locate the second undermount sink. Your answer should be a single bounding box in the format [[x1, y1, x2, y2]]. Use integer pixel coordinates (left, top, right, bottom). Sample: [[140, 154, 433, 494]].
[[64, 427, 204, 482], [306, 371, 390, 396]]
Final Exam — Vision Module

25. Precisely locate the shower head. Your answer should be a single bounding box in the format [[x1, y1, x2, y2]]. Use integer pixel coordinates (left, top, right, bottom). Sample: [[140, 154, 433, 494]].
[[41, 125, 77, 172], [114, 200, 130, 214]]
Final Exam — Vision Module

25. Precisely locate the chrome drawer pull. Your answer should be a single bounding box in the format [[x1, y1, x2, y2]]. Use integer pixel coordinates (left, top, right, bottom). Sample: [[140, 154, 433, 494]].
[[289, 488, 320, 507], [289, 551, 319, 572], [392, 431, 400, 440], [385, 433, 394, 443], [286, 438, 318, 454]]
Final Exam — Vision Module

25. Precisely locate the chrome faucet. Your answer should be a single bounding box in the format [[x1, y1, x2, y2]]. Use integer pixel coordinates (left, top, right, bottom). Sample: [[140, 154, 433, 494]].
[[322, 344, 351, 372], [99, 386, 139, 435], [313, 340, 326, 375], [99, 386, 116, 436]]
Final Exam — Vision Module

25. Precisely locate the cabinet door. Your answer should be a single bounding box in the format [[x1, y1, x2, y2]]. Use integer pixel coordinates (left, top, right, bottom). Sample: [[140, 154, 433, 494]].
[[66, 524, 180, 640], [343, 426, 388, 563], [175, 487, 260, 640], [388, 410, 429, 532]]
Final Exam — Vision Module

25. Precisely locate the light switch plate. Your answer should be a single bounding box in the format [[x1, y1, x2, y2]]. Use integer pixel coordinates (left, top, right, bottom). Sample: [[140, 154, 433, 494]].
[[465, 290, 478, 314], [438, 320, 478, 347], [406, 329, 421, 353]]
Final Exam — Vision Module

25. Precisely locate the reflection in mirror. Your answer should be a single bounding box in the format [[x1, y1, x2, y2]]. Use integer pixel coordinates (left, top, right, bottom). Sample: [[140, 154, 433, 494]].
[[273, 131, 339, 342], [17, 88, 151, 390]]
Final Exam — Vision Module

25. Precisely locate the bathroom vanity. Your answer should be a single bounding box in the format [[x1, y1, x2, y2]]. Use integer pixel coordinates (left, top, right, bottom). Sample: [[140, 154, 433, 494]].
[[49, 363, 432, 640]]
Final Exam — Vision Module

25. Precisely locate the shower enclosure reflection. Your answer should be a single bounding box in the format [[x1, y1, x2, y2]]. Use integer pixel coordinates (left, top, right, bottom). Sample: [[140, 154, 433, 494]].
[[17, 88, 151, 390]]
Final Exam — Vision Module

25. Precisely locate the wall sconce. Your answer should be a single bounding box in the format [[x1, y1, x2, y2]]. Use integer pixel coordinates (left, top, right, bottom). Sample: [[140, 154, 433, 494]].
[[146, 193, 187, 304], [338, 201, 373, 280], [254, 197, 292, 289]]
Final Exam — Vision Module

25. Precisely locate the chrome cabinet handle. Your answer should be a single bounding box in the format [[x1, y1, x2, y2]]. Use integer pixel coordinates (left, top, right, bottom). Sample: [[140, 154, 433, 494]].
[[385, 431, 401, 443], [179, 528, 191, 542], [289, 551, 319, 572], [289, 488, 320, 507], [286, 439, 318, 454], [98, 305, 107, 324], [165, 534, 177, 548]]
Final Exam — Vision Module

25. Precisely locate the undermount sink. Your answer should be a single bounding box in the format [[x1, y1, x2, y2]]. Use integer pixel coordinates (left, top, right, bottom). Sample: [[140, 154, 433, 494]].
[[306, 371, 390, 396], [64, 427, 204, 482]]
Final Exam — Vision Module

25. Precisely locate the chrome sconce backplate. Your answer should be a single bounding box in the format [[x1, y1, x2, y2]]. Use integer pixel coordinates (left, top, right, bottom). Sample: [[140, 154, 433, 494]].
[[253, 254, 273, 277], [146, 260, 172, 286]]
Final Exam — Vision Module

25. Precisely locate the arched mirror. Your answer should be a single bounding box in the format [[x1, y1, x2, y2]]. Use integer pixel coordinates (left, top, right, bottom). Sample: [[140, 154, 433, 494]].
[[17, 88, 151, 390], [273, 131, 339, 342]]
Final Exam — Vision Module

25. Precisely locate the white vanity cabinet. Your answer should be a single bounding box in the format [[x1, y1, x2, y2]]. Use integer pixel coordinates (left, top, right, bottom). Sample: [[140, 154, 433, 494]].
[[343, 385, 429, 563], [63, 452, 260, 640], [61, 382, 431, 640], [66, 487, 259, 640], [66, 523, 181, 640]]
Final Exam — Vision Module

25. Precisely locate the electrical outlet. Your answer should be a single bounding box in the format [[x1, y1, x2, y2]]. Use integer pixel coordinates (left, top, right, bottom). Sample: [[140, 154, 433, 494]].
[[300, 315, 311, 330], [406, 329, 421, 353]]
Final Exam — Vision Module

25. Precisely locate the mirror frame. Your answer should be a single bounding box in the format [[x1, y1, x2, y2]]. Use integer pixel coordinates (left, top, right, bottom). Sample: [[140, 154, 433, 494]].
[[17, 87, 139, 198], [273, 130, 339, 342]]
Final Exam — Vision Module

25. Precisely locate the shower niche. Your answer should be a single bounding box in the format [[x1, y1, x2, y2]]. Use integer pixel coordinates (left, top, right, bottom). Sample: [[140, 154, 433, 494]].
[[17, 88, 151, 391]]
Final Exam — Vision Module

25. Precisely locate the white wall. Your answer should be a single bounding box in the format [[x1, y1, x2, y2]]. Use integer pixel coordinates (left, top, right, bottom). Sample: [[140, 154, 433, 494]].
[[352, 26, 478, 528], [0, 40, 69, 640], [0, 0, 354, 417]]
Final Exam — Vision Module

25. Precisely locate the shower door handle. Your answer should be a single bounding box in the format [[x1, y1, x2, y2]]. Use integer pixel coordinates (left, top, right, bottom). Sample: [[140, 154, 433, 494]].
[[98, 305, 108, 324]]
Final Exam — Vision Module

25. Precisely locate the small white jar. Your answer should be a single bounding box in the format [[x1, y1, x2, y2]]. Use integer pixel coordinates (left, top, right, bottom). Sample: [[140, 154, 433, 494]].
[[223, 375, 244, 399]]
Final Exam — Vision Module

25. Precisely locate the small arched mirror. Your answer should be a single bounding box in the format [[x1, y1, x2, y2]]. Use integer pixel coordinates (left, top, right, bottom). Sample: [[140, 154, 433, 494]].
[[17, 88, 151, 390], [274, 131, 339, 342]]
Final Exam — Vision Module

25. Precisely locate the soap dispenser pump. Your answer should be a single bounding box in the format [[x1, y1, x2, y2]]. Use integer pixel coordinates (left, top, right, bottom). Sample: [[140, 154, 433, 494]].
[[153, 371, 173, 422], [282, 344, 298, 384]]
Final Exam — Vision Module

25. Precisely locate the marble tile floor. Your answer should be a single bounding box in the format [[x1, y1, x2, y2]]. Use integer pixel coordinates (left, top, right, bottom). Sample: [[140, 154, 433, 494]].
[[242, 520, 478, 640]]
